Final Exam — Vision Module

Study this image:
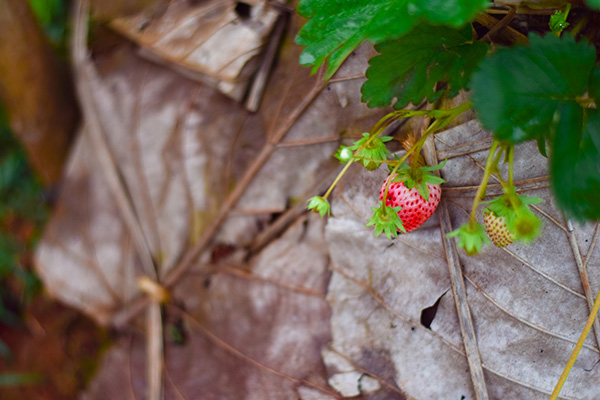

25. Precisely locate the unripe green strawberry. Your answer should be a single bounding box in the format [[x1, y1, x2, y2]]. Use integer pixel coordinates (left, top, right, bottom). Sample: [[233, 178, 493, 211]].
[[483, 210, 514, 247]]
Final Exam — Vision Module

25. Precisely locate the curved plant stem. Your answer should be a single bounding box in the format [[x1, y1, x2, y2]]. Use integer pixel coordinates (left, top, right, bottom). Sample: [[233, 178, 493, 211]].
[[370, 111, 397, 135], [323, 127, 391, 200], [549, 286, 600, 400], [324, 102, 473, 209], [382, 117, 444, 200], [469, 141, 499, 226], [507, 144, 514, 188], [495, 144, 514, 193], [323, 159, 354, 199]]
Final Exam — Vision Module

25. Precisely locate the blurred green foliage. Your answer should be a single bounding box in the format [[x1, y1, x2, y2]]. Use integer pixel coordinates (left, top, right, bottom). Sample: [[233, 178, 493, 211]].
[[0, 0, 66, 359], [0, 108, 47, 329], [0, 0, 66, 330], [28, 0, 68, 47]]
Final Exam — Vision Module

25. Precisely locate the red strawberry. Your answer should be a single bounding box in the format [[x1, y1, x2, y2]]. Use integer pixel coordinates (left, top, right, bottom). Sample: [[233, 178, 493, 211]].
[[379, 176, 441, 233], [483, 210, 514, 247]]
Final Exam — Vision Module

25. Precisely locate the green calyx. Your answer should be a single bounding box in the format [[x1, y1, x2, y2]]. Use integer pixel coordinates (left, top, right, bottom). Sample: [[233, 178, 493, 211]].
[[366, 201, 406, 240], [549, 10, 569, 34], [447, 221, 489, 255], [307, 196, 331, 217], [549, 3, 570, 35], [390, 160, 446, 200], [351, 133, 392, 171], [483, 192, 543, 243]]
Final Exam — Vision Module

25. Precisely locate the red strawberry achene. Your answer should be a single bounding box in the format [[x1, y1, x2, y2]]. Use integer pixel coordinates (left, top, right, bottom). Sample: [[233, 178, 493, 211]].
[[379, 176, 442, 233]]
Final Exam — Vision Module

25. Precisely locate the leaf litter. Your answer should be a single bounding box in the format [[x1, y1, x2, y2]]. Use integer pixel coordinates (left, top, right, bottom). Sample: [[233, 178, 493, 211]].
[[34, 1, 600, 399], [37, 2, 389, 398]]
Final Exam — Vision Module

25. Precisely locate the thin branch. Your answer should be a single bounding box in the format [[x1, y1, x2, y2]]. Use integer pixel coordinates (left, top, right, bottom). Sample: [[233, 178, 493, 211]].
[[247, 164, 336, 254], [216, 263, 325, 298], [474, 12, 528, 45], [180, 307, 343, 398], [147, 304, 164, 400], [481, 5, 516, 43], [74, 3, 164, 398], [330, 264, 463, 355], [72, 0, 156, 279], [423, 134, 489, 400], [549, 286, 600, 400], [112, 66, 328, 328], [245, 14, 287, 112], [565, 218, 600, 352], [326, 346, 408, 396]]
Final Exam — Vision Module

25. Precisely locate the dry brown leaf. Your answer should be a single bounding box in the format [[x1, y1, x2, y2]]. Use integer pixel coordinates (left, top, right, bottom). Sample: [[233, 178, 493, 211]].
[[35, 6, 387, 329], [109, 0, 280, 101], [35, 3, 600, 398], [217, 32, 388, 246], [324, 120, 600, 399], [81, 215, 340, 400], [90, 0, 168, 20], [0, 0, 78, 184], [36, 45, 249, 324]]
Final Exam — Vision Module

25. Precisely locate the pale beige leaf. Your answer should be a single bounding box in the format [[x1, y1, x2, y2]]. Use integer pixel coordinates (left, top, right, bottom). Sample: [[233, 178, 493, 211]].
[[110, 0, 280, 100], [325, 120, 600, 399], [36, 46, 249, 324], [81, 216, 340, 400]]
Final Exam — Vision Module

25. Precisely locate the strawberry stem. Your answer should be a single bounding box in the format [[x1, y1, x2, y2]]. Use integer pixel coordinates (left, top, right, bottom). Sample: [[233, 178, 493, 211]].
[[494, 144, 521, 210], [323, 125, 391, 200], [469, 140, 500, 227], [549, 286, 600, 400], [507, 144, 514, 188], [382, 119, 444, 201], [370, 112, 397, 136], [323, 158, 354, 199], [484, 144, 505, 198], [320, 102, 472, 205]]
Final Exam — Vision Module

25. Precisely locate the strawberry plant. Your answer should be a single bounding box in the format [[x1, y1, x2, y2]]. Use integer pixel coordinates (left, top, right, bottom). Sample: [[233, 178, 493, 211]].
[[377, 163, 443, 233], [298, 0, 600, 398]]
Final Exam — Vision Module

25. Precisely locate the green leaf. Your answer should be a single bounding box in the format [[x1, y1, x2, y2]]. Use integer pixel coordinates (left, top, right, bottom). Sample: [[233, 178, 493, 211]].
[[518, 194, 544, 206], [390, 162, 446, 192], [421, 158, 447, 171], [422, 175, 445, 185], [0, 373, 43, 387], [306, 196, 331, 217], [415, 181, 429, 201], [550, 105, 600, 220], [295, 0, 489, 79], [586, 0, 600, 9], [27, 0, 66, 44], [470, 33, 597, 143], [483, 193, 543, 214], [387, 161, 446, 201], [536, 136, 548, 157], [362, 23, 488, 108], [470, 33, 600, 221]]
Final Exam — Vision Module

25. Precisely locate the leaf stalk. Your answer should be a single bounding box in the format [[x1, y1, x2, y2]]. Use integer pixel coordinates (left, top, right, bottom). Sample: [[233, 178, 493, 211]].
[[549, 286, 600, 400], [469, 140, 500, 226]]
